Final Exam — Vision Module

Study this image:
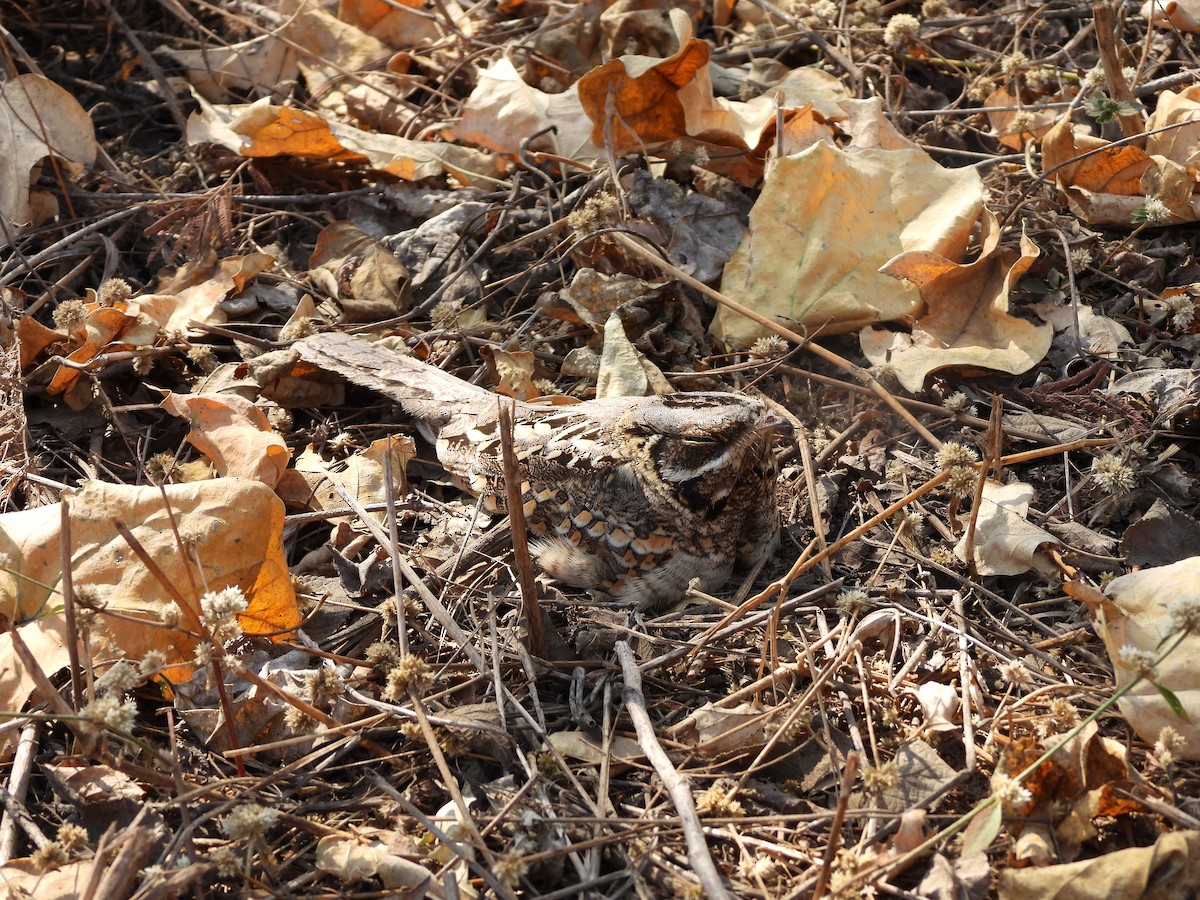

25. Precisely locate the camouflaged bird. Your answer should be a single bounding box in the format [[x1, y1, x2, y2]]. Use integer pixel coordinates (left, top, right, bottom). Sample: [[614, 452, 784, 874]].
[[295, 332, 787, 609]]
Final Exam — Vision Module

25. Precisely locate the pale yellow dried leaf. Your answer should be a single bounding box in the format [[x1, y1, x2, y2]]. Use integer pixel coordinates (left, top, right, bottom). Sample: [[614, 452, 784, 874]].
[[548, 730, 644, 765], [1074, 557, 1200, 758], [453, 57, 601, 160], [47, 763, 145, 802], [713, 141, 983, 346], [672, 702, 767, 757], [1145, 84, 1200, 165], [0, 857, 100, 900], [158, 36, 299, 102], [0, 480, 298, 683], [488, 348, 539, 400], [597, 313, 670, 397], [952, 480, 1061, 575], [0, 74, 97, 246], [316, 829, 432, 890], [0, 616, 69, 750], [277, 0, 392, 103], [283, 436, 414, 516], [837, 98, 920, 150], [1041, 303, 1132, 358], [997, 830, 1200, 899], [679, 63, 846, 150]]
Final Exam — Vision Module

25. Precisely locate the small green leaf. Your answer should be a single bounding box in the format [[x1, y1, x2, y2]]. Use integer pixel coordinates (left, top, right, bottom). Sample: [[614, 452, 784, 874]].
[[1085, 91, 1145, 124], [1153, 682, 1189, 719], [961, 799, 1004, 857]]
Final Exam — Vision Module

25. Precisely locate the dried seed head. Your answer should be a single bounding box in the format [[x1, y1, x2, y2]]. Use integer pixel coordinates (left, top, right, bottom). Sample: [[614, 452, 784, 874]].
[[936, 441, 978, 470], [52, 299, 88, 331]]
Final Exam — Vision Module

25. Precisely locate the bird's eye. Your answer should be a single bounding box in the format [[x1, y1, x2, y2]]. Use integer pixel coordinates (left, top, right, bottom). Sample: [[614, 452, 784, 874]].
[[682, 436, 717, 446]]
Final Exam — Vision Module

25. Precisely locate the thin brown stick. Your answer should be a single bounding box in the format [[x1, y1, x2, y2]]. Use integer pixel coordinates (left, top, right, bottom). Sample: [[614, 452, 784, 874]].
[[812, 751, 860, 900], [497, 400, 545, 658], [1094, 3, 1144, 138]]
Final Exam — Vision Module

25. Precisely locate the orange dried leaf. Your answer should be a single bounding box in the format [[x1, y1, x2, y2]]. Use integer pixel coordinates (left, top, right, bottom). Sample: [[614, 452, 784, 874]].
[[16, 315, 67, 368], [135, 251, 275, 335], [986, 88, 1056, 150], [339, 0, 444, 48], [188, 96, 501, 185], [577, 10, 709, 151], [862, 223, 1052, 391], [161, 392, 291, 487]]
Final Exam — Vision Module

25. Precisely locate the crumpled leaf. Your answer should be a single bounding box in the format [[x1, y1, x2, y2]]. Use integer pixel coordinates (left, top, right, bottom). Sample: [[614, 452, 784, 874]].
[[484, 347, 540, 400], [316, 828, 432, 891], [174, 648, 369, 756], [186, 95, 502, 185], [18, 252, 268, 409], [1041, 88, 1200, 226], [861, 222, 1051, 392], [676, 65, 843, 182], [161, 393, 291, 486], [713, 140, 985, 346], [158, 35, 300, 103], [308, 222, 411, 322], [910, 681, 960, 732], [576, 9, 844, 182], [135, 250, 275, 337], [0, 74, 97, 247], [562, 268, 653, 329], [576, 9, 710, 152], [1146, 85, 1200, 162], [918, 852, 991, 900], [45, 763, 146, 804], [669, 702, 768, 757], [997, 830, 1200, 900], [162, 0, 418, 110], [1039, 302, 1133, 359], [0, 479, 299, 683], [0, 616, 70, 753], [992, 724, 1146, 863], [1068, 558, 1200, 758], [953, 479, 1061, 576], [453, 57, 602, 160], [873, 740, 959, 812], [548, 730, 644, 765], [280, 435, 415, 517], [1121, 501, 1200, 567]]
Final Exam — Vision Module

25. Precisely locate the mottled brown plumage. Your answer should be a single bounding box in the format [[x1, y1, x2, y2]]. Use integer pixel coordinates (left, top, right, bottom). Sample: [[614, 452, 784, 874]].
[[296, 332, 786, 608]]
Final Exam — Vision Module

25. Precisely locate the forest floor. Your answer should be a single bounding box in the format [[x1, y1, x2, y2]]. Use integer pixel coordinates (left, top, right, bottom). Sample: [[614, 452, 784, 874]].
[[2, 1, 1200, 898]]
